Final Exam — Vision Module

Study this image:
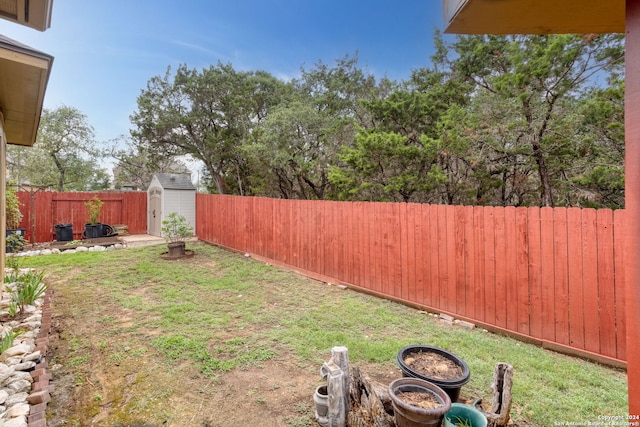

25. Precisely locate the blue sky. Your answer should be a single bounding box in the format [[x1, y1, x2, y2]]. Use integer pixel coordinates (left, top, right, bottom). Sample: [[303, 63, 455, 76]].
[[1, 1, 446, 147]]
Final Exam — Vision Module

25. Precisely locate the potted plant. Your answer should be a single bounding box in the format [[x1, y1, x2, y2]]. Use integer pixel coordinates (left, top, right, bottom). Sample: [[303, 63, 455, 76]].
[[161, 212, 193, 257], [444, 403, 488, 427], [84, 196, 104, 239], [396, 345, 471, 403], [388, 377, 452, 426], [6, 182, 25, 252]]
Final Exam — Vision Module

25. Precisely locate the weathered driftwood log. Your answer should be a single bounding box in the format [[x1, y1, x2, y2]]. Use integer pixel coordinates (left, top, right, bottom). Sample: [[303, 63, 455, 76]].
[[320, 346, 351, 427], [332, 346, 350, 415], [482, 362, 513, 426], [347, 366, 396, 427]]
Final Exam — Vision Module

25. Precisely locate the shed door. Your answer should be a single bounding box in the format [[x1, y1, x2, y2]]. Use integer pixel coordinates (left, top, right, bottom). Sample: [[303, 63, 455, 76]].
[[148, 188, 162, 236]]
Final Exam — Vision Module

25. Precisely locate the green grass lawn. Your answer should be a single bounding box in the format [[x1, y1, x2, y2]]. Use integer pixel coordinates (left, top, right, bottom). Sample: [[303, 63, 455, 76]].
[[15, 242, 628, 426]]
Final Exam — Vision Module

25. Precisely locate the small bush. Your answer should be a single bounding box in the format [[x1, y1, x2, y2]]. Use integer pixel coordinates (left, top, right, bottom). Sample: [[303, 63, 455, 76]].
[[12, 270, 46, 313], [4, 268, 20, 284], [6, 233, 26, 253], [161, 213, 193, 243], [85, 196, 103, 225]]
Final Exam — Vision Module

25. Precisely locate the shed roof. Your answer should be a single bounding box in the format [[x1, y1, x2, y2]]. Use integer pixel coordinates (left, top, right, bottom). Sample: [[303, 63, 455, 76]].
[[0, 34, 54, 146], [152, 173, 196, 191]]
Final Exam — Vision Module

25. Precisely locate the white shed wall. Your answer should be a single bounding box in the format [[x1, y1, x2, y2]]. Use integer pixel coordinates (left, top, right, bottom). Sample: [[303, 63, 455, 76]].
[[163, 188, 196, 233], [147, 174, 196, 238]]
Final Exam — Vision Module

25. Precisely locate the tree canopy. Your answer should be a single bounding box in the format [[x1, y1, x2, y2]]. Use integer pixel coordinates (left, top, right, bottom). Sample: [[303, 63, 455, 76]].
[[127, 34, 625, 208], [8, 106, 110, 191]]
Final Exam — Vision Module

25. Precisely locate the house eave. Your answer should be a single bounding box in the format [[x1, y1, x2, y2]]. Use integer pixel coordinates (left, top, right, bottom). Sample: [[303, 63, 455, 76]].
[[0, 35, 54, 146], [444, 0, 625, 35]]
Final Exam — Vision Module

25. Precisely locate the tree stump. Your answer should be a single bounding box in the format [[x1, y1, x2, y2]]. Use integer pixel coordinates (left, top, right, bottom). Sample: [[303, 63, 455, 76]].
[[348, 366, 396, 427], [482, 362, 514, 426]]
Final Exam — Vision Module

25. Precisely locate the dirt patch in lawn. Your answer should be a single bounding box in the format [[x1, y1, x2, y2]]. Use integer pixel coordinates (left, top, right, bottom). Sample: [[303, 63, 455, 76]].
[[45, 312, 398, 427], [41, 246, 400, 427]]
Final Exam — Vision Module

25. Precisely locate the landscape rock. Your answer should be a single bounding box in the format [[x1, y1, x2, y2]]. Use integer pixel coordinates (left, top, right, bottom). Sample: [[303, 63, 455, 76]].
[[0, 359, 19, 369], [10, 363, 35, 373], [4, 415, 27, 427], [22, 351, 41, 362], [0, 367, 14, 384], [3, 403, 29, 418], [4, 393, 27, 407], [439, 313, 454, 324], [5, 380, 30, 394], [4, 373, 31, 385]]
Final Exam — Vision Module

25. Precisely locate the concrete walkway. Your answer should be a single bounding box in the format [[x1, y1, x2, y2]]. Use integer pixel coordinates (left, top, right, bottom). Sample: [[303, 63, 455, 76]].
[[119, 234, 198, 248], [119, 234, 165, 247]]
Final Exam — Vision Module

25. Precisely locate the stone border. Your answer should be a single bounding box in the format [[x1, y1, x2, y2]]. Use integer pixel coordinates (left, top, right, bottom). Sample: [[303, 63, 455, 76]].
[[0, 283, 53, 427], [27, 288, 53, 427]]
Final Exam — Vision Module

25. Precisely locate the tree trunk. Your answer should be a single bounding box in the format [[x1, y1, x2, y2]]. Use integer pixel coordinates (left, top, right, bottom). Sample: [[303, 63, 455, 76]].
[[52, 155, 65, 192], [482, 362, 513, 426], [348, 366, 395, 427], [205, 163, 226, 195], [532, 138, 554, 207]]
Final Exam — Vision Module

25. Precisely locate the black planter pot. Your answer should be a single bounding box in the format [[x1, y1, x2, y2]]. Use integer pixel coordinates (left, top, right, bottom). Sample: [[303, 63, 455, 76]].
[[6, 228, 26, 253], [389, 377, 452, 427], [54, 223, 73, 241], [84, 223, 104, 239], [397, 345, 470, 403]]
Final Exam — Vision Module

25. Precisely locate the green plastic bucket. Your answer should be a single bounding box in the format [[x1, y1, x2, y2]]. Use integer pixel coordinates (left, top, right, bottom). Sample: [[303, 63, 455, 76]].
[[444, 403, 488, 427]]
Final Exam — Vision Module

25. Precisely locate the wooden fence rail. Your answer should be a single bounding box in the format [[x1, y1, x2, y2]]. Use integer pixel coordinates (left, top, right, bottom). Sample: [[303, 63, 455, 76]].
[[196, 194, 627, 366], [16, 191, 148, 243]]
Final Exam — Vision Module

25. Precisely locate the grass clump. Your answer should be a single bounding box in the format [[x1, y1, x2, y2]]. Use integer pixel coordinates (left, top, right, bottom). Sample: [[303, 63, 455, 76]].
[[3, 268, 47, 315], [12, 270, 46, 312]]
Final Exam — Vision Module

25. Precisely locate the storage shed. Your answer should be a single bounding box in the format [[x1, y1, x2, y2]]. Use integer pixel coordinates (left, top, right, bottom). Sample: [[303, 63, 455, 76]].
[[147, 173, 196, 237]]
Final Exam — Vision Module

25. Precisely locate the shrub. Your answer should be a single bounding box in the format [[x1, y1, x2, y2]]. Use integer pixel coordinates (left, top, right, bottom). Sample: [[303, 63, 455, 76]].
[[85, 196, 103, 225], [161, 213, 193, 243], [6, 182, 22, 229], [12, 270, 46, 313]]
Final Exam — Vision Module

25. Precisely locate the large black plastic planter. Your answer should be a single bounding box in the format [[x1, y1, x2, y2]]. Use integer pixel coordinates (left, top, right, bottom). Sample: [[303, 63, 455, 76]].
[[54, 223, 73, 241], [397, 345, 470, 403], [84, 223, 104, 239]]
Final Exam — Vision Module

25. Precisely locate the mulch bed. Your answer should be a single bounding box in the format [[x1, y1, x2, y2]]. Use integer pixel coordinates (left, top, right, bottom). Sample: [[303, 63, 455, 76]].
[[26, 236, 124, 251]]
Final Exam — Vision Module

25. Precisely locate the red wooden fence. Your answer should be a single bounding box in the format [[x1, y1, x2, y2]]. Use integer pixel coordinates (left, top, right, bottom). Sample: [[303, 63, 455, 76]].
[[196, 194, 627, 366], [16, 191, 147, 243]]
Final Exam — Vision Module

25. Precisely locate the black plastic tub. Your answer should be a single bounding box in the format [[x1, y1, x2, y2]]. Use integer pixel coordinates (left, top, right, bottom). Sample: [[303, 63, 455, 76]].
[[54, 223, 73, 241], [84, 223, 104, 239], [397, 345, 470, 403]]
